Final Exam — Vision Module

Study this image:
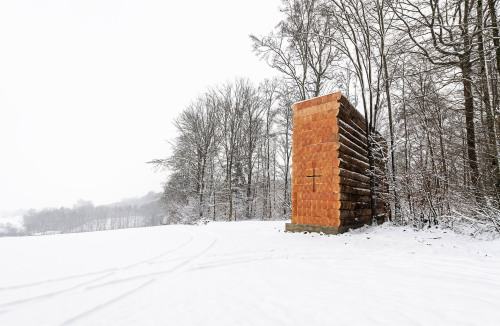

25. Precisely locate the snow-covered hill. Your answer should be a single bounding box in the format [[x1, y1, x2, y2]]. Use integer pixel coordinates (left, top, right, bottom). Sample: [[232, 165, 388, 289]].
[[0, 221, 499, 325]]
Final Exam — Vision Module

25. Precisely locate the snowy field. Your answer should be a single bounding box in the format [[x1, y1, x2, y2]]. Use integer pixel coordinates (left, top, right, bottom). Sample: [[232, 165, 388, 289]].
[[0, 221, 499, 326]]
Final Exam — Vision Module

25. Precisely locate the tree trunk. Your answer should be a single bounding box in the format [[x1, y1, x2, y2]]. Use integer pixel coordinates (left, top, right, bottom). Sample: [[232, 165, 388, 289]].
[[461, 0, 481, 202], [488, 0, 500, 74], [461, 57, 481, 201], [228, 156, 233, 221], [478, 0, 500, 197], [283, 125, 291, 217], [367, 135, 377, 224], [382, 52, 400, 222], [246, 164, 252, 219], [199, 159, 205, 219]]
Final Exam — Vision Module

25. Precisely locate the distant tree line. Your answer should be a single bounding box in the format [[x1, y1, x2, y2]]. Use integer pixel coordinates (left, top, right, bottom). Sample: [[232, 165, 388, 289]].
[[15, 193, 163, 235], [0, 223, 24, 237], [155, 0, 500, 235]]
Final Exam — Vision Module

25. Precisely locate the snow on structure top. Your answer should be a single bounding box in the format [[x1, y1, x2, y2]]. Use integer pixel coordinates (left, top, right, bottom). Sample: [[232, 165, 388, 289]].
[[286, 92, 388, 235]]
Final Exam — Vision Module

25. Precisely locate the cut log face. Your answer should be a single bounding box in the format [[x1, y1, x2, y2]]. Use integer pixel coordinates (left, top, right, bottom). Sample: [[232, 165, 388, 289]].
[[290, 92, 388, 233]]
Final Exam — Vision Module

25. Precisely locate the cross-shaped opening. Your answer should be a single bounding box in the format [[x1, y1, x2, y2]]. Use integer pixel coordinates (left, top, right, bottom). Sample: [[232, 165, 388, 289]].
[[307, 168, 322, 192]]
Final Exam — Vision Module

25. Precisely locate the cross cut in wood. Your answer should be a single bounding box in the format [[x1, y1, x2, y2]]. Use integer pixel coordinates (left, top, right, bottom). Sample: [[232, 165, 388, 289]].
[[307, 168, 322, 192]]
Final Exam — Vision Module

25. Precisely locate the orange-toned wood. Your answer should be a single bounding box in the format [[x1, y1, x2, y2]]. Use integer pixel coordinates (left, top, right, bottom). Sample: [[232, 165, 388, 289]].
[[290, 92, 387, 230], [293, 92, 342, 111]]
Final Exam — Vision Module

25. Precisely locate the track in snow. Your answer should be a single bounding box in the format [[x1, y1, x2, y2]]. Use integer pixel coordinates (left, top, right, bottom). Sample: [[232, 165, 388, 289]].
[[0, 221, 499, 326], [0, 229, 200, 315]]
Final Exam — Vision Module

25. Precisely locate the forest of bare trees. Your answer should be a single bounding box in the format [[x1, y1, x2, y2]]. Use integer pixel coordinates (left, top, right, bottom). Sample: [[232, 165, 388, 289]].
[[155, 0, 500, 235], [151, 78, 296, 223]]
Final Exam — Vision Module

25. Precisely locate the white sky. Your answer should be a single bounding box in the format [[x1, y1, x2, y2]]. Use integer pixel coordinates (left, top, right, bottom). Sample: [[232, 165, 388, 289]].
[[0, 0, 280, 212]]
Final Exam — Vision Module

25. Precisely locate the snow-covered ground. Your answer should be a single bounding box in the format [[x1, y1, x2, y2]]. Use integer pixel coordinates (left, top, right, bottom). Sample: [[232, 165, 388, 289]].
[[0, 221, 499, 325]]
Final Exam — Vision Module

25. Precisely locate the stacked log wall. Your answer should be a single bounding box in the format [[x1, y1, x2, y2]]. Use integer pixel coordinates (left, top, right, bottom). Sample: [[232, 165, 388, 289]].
[[337, 96, 388, 225], [290, 92, 388, 231]]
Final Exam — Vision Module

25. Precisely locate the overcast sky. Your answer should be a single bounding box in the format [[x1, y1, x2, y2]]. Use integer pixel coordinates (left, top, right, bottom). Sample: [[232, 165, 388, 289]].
[[0, 0, 280, 212]]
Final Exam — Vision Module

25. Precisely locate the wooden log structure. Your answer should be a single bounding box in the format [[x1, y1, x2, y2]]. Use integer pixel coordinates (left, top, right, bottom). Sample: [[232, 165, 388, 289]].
[[286, 92, 388, 235]]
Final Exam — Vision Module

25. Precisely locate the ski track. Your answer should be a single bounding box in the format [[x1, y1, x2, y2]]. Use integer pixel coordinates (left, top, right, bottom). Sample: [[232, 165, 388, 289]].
[[0, 230, 195, 312]]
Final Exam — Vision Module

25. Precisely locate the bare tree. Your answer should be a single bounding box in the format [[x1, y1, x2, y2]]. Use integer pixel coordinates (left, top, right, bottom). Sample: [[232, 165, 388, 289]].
[[172, 95, 218, 218], [251, 0, 340, 100], [392, 0, 482, 202], [276, 79, 296, 217]]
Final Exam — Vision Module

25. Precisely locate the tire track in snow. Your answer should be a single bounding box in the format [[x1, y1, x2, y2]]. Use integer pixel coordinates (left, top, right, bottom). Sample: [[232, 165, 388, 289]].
[[59, 279, 155, 326], [0, 231, 195, 310], [0, 231, 194, 292], [0, 272, 116, 308], [0, 269, 120, 292], [83, 230, 219, 290], [59, 230, 218, 326], [184, 253, 333, 272]]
